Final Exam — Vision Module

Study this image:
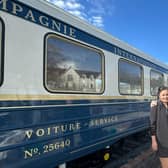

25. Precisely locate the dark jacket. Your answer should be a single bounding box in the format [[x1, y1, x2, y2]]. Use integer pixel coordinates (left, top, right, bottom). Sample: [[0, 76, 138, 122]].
[[150, 101, 168, 147]]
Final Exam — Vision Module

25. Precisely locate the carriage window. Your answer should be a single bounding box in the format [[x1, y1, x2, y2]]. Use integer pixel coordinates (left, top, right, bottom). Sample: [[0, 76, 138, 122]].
[[119, 59, 143, 95], [45, 34, 104, 93], [0, 20, 3, 85], [150, 70, 163, 95]]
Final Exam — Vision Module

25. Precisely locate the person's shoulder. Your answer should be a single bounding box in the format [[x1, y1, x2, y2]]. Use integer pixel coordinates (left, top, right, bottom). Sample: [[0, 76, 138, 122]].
[[150, 101, 158, 111], [150, 100, 158, 107], [151, 105, 157, 109]]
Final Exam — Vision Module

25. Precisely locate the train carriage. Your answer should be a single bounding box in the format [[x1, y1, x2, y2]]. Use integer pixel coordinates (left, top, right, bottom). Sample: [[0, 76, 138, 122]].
[[0, 0, 168, 167]]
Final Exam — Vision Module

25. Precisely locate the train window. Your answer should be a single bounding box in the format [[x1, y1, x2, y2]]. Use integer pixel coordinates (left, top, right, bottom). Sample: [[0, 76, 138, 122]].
[[45, 34, 104, 93], [119, 59, 143, 95], [150, 70, 163, 95]]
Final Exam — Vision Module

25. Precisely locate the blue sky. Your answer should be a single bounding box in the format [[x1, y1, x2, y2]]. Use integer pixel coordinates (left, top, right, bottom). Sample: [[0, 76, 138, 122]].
[[47, 0, 168, 64]]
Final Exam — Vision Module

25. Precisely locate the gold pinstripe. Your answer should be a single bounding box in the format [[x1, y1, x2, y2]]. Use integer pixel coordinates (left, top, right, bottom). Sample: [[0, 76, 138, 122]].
[[0, 94, 154, 101]]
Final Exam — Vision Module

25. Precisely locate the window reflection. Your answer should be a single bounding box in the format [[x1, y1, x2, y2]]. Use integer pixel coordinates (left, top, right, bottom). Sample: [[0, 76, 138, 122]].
[[150, 70, 163, 95], [45, 35, 104, 93], [119, 59, 143, 95]]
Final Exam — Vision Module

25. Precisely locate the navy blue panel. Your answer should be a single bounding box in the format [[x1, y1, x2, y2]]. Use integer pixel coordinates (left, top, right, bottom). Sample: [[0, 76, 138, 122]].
[[0, 99, 150, 130], [0, 99, 150, 167]]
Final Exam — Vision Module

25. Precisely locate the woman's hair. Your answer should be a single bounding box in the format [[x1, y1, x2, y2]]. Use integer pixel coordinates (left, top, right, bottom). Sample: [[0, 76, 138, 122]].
[[157, 86, 168, 99]]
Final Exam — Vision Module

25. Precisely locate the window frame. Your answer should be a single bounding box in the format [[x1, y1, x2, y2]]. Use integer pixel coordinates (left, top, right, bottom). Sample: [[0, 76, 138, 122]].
[[118, 58, 144, 95], [44, 33, 105, 94], [0, 18, 5, 87]]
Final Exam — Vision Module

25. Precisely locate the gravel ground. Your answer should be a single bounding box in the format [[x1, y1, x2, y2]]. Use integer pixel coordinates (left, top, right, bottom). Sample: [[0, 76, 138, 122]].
[[120, 149, 161, 168]]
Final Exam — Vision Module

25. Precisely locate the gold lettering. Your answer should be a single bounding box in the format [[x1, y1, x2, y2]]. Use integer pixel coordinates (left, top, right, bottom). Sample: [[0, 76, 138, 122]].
[[115, 116, 118, 121], [47, 127, 51, 135], [12, 2, 23, 15], [24, 140, 71, 159], [69, 124, 73, 131], [24, 148, 39, 159], [89, 120, 94, 127], [100, 119, 104, 124], [70, 123, 77, 131], [24, 150, 33, 159], [61, 125, 67, 132], [95, 119, 98, 125], [121, 50, 126, 57], [104, 118, 107, 123], [117, 48, 122, 56], [89, 116, 118, 127], [25, 130, 33, 139], [63, 25, 67, 34], [76, 122, 81, 130], [0, 0, 8, 11], [53, 126, 60, 133], [114, 47, 117, 54], [25, 122, 82, 140], [25, 9, 36, 22], [36, 129, 45, 137], [39, 15, 49, 26], [69, 27, 76, 38], [51, 20, 61, 32]]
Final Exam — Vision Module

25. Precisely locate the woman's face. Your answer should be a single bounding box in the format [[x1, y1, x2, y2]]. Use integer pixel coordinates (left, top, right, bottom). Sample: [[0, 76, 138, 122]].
[[159, 89, 168, 103]]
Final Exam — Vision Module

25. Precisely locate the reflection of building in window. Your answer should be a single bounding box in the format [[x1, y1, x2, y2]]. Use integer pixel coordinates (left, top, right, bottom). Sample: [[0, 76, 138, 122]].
[[67, 74, 74, 89], [47, 66, 101, 92], [119, 59, 143, 95], [81, 74, 87, 90], [64, 67, 77, 89], [89, 75, 95, 89], [95, 75, 102, 92], [67, 74, 73, 81], [119, 82, 131, 94], [46, 35, 103, 93], [150, 70, 163, 95]]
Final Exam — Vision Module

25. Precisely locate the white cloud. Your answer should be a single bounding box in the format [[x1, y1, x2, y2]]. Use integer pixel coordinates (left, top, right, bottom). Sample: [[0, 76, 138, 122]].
[[46, 0, 115, 28], [66, 1, 82, 10], [89, 2, 106, 15], [59, 60, 77, 69], [49, 0, 65, 8], [89, 16, 104, 28], [47, 0, 84, 11], [68, 10, 86, 20], [46, 0, 86, 20]]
